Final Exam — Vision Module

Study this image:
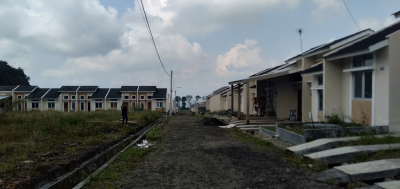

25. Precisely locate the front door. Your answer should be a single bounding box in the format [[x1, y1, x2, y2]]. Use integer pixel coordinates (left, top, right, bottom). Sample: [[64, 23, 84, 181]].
[[297, 90, 302, 121], [64, 102, 68, 112], [147, 102, 152, 110], [88, 102, 91, 111]]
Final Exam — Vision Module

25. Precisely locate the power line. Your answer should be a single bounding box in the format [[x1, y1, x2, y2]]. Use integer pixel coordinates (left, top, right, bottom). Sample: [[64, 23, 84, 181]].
[[342, 0, 360, 31], [137, 0, 170, 76]]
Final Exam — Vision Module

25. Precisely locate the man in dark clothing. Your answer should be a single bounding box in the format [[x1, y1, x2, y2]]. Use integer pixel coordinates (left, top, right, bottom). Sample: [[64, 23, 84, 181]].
[[122, 104, 128, 126]]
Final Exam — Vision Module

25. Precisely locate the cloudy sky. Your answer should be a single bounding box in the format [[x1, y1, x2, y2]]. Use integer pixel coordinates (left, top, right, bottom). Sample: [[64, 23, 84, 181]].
[[1, 0, 399, 97]]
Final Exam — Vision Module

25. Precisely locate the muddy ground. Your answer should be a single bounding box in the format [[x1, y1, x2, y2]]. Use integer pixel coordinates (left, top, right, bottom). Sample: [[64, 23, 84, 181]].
[[115, 115, 340, 189]]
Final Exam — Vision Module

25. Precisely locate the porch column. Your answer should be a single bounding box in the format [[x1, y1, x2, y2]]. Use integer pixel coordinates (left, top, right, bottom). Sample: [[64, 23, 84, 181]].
[[246, 82, 250, 124], [238, 83, 241, 118], [231, 84, 234, 116]]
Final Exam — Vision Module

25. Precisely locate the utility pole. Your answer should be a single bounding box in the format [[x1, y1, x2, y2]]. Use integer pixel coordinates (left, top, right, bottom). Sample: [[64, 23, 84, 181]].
[[170, 70, 173, 116]]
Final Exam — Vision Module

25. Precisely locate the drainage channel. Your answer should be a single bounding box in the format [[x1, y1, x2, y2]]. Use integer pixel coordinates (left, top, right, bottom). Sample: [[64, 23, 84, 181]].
[[39, 116, 167, 189]]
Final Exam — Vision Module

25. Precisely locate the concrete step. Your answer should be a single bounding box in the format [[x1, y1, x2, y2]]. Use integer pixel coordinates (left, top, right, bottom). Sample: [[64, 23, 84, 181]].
[[334, 159, 400, 182], [305, 144, 400, 164], [374, 180, 400, 189], [286, 136, 360, 156]]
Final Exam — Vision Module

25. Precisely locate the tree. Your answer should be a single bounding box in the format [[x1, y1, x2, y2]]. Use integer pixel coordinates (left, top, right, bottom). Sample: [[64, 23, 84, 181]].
[[195, 95, 201, 103], [181, 96, 187, 109], [175, 96, 181, 108], [186, 95, 193, 107], [0, 60, 31, 86]]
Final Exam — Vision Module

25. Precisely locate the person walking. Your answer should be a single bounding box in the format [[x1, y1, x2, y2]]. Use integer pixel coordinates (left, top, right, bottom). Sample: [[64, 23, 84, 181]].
[[122, 104, 128, 126]]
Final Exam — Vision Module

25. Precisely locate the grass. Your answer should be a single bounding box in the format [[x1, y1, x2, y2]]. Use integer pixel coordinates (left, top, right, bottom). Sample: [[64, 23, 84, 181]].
[[281, 124, 310, 135], [83, 124, 164, 189], [262, 126, 276, 132], [227, 128, 328, 172], [0, 110, 162, 180], [339, 135, 400, 147]]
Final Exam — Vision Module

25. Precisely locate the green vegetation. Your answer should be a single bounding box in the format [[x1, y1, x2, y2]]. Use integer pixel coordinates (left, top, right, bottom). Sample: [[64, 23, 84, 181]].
[[349, 149, 400, 164], [84, 124, 164, 189], [0, 60, 30, 85], [0, 110, 162, 176], [227, 128, 328, 172], [327, 114, 362, 127], [339, 135, 400, 147], [282, 124, 310, 135]]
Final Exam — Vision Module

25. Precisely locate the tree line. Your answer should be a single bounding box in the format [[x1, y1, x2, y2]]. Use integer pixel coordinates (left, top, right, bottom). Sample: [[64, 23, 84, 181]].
[[174, 95, 204, 109], [0, 60, 31, 86]]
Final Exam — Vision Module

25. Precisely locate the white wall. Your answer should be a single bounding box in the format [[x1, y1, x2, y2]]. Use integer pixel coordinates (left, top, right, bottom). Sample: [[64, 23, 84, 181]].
[[374, 47, 389, 125]]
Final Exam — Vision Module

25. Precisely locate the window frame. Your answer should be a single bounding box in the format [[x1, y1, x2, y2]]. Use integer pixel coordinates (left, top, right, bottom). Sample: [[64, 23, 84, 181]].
[[71, 102, 76, 110], [317, 75, 323, 86], [353, 71, 373, 99], [71, 95, 76, 100], [31, 101, 39, 109], [353, 54, 373, 68], [156, 102, 163, 108], [124, 96, 129, 100], [80, 95, 85, 100], [131, 95, 136, 100], [111, 102, 117, 108], [48, 102, 55, 109], [147, 96, 152, 100], [140, 95, 145, 100], [95, 102, 103, 108]]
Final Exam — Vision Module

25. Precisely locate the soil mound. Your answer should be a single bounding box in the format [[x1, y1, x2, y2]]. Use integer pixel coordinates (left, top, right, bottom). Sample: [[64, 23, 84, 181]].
[[202, 118, 225, 126]]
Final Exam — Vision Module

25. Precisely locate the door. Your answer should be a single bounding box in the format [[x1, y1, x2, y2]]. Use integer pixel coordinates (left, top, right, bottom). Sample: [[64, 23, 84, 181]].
[[297, 90, 302, 121], [64, 102, 68, 112], [147, 102, 152, 110], [87, 102, 91, 111]]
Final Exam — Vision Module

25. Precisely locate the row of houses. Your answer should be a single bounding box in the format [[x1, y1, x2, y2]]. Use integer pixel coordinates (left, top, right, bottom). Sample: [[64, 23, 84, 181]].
[[207, 12, 400, 132], [0, 85, 169, 112]]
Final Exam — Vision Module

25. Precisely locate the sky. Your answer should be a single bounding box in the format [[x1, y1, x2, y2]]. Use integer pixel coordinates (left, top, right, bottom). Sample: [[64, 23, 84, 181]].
[[1, 0, 399, 98]]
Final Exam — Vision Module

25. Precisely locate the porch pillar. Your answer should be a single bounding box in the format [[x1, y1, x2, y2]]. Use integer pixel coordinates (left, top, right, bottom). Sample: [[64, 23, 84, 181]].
[[246, 82, 250, 124], [231, 84, 234, 116], [238, 83, 241, 118]]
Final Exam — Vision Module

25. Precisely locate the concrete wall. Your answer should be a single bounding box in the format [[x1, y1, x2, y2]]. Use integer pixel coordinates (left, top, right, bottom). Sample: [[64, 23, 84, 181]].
[[275, 75, 298, 120], [324, 59, 344, 119], [374, 47, 389, 125], [389, 30, 400, 131]]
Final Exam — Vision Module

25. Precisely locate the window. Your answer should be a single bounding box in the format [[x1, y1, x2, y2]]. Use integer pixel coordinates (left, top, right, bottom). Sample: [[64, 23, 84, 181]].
[[72, 102, 76, 110], [317, 76, 323, 86], [80, 102, 84, 111], [111, 102, 117, 108], [95, 102, 102, 108], [88, 95, 91, 99], [156, 102, 163, 108], [318, 90, 323, 111], [140, 95, 145, 100], [32, 101, 39, 109], [71, 95, 76, 100], [64, 96, 68, 100], [48, 102, 55, 108], [147, 96, 152, 99], [353, 54, 373, 68], [80, 95, 85, 100], [17, 96, 21, 100], [354, 71, 373, 99], [131, 96, 136, 100], [124, 96, 129, 100]]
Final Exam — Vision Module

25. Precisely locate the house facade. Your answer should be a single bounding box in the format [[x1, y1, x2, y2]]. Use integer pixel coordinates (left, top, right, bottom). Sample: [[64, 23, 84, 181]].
[[0, 85, 168, 112]]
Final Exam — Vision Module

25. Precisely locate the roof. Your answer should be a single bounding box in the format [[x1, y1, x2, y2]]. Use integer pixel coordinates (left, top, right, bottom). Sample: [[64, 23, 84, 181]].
[[106, 88, 121, 99], [152, 88, 167, 99], [77, 86, 98, 92], [59, 86, 79, 92], [0, 86, 18, 91], [213, 86, 230, 94], [393, 10, 400, 15], [26, 88, 50, 99], [14, 86, 37, 92], [286, 29, 373, 62], [301, 64, 323, 75], [327, 21, 400, 58], [249, 64, 284, 77], [138, 86, 156, 92], [42, 88, 61, 99], [90, 88, 109, 99], [120, 86, 138, 92]]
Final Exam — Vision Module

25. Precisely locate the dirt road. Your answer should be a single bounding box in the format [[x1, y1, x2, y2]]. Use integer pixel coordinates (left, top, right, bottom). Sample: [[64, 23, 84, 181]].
[[120, 115, 338, 189]]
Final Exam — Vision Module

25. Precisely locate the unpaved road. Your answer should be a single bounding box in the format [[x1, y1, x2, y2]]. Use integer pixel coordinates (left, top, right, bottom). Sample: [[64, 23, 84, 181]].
[[120, 115, 338, 189]]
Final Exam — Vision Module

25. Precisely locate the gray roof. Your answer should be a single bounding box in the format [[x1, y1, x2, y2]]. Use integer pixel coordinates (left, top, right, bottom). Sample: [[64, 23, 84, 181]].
[[14, 86, 37, 92], [138, 86, 156, 92], [77, 86, 98, 92], [26, 88, 50, 99], [90, 88, 109, 99], [152, 88, 167, 99], [42, 88, 61, 99], [0, 86, 18, 91], [105, 88, 121, 99], [59, 86, 79, 92], [120, 86, 138, 92], [302, 64, 323, 75]]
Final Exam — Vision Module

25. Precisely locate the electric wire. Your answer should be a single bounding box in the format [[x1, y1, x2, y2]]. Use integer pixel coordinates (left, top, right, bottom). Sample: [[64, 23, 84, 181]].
[[137, 0, 170, 76], [342, 0, 360, 31]]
